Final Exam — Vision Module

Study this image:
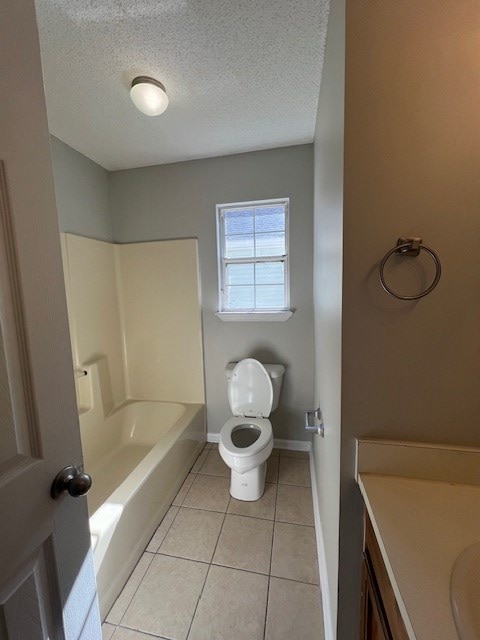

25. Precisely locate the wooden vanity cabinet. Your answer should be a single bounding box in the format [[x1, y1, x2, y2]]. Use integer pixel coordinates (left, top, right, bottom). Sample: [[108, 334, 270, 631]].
[[360, 513, 409, 640]]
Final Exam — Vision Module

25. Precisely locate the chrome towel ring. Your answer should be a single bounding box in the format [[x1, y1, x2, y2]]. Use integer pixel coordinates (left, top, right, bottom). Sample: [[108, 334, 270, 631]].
[[379, 237, 441, 300]]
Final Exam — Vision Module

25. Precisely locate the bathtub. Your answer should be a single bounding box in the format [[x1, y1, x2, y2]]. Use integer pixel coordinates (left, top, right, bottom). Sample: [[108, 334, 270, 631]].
[[82, 400, 205, 619]]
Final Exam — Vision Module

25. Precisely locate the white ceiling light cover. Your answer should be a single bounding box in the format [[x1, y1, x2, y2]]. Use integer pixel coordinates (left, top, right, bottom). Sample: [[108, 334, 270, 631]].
[[130, 76, 169, 116]]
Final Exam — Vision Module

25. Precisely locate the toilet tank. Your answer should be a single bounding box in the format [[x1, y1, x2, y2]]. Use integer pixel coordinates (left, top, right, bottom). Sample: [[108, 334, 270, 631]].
[[225, 362, 285, 413]]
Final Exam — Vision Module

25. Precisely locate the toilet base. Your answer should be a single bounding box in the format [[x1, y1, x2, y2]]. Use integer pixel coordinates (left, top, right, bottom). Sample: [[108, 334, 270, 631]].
[[230, 462, 266, 501]]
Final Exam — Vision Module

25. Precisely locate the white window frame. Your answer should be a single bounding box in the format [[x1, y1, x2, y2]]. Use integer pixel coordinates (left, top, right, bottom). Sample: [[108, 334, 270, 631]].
[[215, 198, 293, 322]]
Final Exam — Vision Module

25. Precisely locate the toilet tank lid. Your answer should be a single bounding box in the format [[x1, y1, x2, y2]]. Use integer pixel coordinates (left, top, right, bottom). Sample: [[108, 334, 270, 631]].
[[225, 362, 285, 379]]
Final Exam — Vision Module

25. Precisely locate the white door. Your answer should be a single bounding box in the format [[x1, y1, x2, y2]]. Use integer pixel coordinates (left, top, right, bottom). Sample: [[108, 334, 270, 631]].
[[0, 1, 101, 638]]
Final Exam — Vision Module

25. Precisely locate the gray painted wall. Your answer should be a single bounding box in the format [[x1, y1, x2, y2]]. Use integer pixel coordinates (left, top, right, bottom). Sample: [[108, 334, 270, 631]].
[[109, 145, 315, 441], [50, 136, 113, 241], [338, 2, 480, 637], [312, 0, 344, 637]]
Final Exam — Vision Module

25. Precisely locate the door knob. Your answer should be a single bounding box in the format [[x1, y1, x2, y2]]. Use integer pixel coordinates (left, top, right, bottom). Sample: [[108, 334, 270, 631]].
[[51, 466, 92, 500]]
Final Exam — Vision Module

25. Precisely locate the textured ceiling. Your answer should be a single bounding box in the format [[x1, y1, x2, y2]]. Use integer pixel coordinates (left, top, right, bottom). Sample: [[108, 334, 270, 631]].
[[35, 0, 330, 170]]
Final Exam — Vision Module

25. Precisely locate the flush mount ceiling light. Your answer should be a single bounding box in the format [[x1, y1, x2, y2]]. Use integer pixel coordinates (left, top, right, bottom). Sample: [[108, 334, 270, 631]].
[[130, 76, 169, 116]]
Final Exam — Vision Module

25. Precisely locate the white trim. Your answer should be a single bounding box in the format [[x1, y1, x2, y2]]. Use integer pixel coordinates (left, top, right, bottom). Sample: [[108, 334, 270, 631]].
[[215, 198, 290, 314], [207, 432, 310, 451], [215, 310, 293, 322], [310, 449, 336, 640], [216, 197, 290, 209]]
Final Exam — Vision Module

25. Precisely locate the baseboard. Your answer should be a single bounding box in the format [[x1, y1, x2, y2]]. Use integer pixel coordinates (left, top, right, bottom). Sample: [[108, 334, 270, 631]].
[[309, 449, 335, 640], [207, 432, 310, 452], [273, 438, 310, 451]]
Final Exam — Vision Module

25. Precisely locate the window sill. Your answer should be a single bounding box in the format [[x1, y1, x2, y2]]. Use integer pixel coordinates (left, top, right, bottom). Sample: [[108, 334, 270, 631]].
[[215, 310, 293, 322]]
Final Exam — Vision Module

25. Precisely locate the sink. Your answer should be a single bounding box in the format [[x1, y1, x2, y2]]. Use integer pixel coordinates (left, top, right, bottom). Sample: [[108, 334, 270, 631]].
[[451, 542, 480, 640]]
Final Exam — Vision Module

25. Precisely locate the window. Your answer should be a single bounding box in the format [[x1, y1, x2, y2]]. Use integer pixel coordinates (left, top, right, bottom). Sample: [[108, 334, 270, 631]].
[[216, 199, 291, 320]]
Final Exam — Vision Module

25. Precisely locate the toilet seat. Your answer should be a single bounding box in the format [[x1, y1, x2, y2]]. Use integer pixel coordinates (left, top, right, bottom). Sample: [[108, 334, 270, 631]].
[[220, 416, 272, 458]]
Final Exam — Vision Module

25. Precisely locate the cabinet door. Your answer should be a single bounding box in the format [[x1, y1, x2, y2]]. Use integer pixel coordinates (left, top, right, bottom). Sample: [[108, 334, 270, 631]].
[[363, 514, 410, 640], [361, 559, 390, 640]]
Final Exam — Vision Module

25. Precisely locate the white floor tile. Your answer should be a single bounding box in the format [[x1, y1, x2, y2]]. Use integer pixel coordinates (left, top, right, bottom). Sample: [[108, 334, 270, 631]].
[[227, 482, 277, 520], [182, 474, 230, 512], [278, 457, 311, 487], [265, 577, 324, 640], [122, 555, 208, 640], [102, 623, 115, 639], [106, 552, 154, 625], [159, 507, 224, 562], [213, 514, 273, 574], [146, 506, 179, 552], [271, 521, 319, 584], [188, 566, 268, 640], [276, 483, 314, 525]]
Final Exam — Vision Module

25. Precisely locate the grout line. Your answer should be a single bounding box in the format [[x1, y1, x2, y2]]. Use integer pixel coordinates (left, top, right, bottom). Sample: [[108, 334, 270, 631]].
[[195, 469, 312, 484], [197, 472, 230, 479], [223, 509, 275, 522], [212, 501, 230, 564], [185, 503, 229, 640], [274, 516, 315, 527], [101, 622, 117, 640], [117, 621, 170, 638], [264, 576, 271, 640], [175, 503, 229, 515], [208, 560, 301, 582], [209, 559, 272, 578], [180, 474, 203, 507], [278, 481, 312, 488], [154, 504, 183, 554], [167, 500, 315, 527], [277, 456, 283, 485], [185, 564, 212, 640], [270, 480, 279, 572], [151, 551, 287, 581], [263, 474, 279, 639], [269, 574, 321, 587], [155, 552, 214, 568], [114, 551, 155, 627]]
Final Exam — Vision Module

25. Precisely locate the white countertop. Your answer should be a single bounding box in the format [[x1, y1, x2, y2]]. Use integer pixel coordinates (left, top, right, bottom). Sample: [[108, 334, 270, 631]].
[[358, 473, 480, 640]]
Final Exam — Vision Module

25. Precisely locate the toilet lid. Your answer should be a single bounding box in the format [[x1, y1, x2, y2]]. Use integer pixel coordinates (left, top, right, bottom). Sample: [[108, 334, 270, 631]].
[[228, 358, 273, 418]]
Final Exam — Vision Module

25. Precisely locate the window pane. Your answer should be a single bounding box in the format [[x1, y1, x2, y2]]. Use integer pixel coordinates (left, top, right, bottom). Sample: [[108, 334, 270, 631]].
[[255, 262, 284, 285], [255, 232, 285, 257], [255, 206, 285, 233], [224, 209, 254, 235], [225, 286, 255, 309], [255, 285, 285, 309], [226, 263, 254, 286], [225, 234, 254, 258]]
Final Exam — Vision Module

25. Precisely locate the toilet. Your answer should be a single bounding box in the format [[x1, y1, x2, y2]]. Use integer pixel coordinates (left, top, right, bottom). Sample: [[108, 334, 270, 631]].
[[219, 358, 285, 501]]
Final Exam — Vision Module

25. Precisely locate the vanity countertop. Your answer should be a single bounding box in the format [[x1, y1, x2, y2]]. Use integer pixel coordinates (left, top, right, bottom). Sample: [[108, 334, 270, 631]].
[[356, 440, 480, 640]]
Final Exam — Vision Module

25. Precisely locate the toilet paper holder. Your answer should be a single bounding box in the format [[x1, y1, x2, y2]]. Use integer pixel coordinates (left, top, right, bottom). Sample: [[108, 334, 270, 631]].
[[304, 408, 324, 437]]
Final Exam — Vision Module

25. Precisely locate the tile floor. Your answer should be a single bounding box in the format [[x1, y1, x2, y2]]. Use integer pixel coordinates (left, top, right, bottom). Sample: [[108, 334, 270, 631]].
[[102, 444, 324, 640]]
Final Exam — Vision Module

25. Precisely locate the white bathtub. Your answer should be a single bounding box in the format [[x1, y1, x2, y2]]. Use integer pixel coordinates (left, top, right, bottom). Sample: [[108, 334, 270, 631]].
[[83, 400, 205, 619]]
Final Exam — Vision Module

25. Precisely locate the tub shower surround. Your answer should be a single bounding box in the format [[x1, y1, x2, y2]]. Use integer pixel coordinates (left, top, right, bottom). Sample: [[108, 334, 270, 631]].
[[61, 233, 206, 618]]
